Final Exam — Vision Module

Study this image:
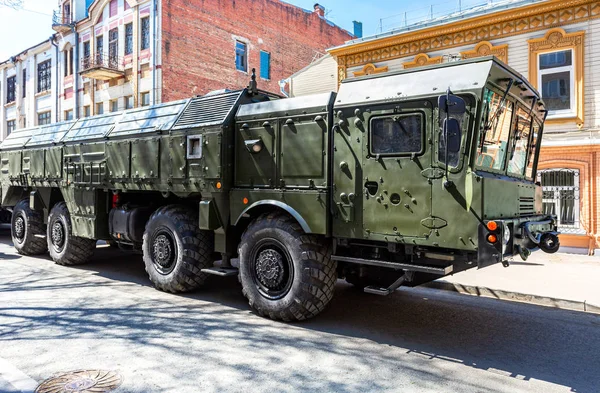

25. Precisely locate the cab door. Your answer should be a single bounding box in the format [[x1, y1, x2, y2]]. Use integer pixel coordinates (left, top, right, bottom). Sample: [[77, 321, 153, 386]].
[[361, 102, 433, 239]]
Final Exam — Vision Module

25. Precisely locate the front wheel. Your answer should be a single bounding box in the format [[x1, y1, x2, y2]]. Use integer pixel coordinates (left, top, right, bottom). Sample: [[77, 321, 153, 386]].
[[47, 202, 96, 265], [238, 213, 336, 322]]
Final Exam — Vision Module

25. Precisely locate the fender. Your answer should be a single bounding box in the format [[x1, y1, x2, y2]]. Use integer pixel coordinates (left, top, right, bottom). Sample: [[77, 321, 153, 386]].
[[233, 200, 312, 234]]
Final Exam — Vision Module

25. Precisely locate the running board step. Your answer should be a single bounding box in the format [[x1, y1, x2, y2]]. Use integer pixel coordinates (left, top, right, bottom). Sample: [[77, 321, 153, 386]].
[[201, 267, 239, 277], [364, 286, 394, 296], [331, 255, 453, 275]]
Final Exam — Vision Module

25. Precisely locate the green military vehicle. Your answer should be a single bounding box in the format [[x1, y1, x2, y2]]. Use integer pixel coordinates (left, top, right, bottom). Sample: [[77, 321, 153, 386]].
[[0, 57, 559, 321]]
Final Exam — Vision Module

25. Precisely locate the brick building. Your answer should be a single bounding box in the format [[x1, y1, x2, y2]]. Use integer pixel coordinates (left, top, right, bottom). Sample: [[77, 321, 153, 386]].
[[291, 0, 600, 254], [0, 0, 353, 140]]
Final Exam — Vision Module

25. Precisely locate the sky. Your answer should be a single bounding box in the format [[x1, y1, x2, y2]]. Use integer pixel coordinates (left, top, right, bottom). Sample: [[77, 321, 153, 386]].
[[0, 0, 486, 62]]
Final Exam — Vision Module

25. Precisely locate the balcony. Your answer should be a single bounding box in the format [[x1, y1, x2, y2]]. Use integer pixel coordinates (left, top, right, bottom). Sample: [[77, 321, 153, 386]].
[[52, 10, 73, 33], [80, 53, 124, 80]]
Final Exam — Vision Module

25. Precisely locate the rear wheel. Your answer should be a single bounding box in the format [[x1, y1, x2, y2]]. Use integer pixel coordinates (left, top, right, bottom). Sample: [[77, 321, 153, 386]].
[[47, 202, 96, 266], [11, 199, 47, 256], [238, 213, 336, 321], [142, 205, 214, 293]]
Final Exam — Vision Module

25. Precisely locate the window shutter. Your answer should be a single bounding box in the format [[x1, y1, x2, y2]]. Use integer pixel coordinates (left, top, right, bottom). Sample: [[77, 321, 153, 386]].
[[260, 51, 270, 80]]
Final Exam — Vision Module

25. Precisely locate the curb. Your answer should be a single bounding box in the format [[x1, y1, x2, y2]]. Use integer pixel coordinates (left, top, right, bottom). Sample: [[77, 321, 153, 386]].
[[424, 280, 600, 315]]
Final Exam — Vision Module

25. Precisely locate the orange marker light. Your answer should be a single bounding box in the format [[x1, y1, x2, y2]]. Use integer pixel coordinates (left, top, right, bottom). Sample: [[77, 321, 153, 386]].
[[487, 234, 498, 243], [486, 221, 498, 231], [216, 182, 222, 189], [243, 197, 249, 205]]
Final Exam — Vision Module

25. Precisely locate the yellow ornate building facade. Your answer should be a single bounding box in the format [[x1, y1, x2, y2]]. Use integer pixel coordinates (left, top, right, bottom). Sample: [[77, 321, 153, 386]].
[[319, 0, 600, 253]]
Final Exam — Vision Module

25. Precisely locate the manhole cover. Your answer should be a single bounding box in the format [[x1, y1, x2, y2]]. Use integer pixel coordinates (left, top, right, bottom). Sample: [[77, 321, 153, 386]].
[[35, 370, 123, 393]]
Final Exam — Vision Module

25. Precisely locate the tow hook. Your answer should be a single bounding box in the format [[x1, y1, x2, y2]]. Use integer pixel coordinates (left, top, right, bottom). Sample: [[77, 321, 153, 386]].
[[502, 260, 510, 267], [517, 245, 531, 261]]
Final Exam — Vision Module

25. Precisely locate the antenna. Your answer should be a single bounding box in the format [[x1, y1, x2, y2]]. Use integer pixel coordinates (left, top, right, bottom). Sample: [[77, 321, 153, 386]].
[[248, 68, 258, 96]]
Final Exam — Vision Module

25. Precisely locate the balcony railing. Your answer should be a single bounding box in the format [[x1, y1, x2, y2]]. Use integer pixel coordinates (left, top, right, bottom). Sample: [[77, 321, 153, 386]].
[[80, 53, 125, 80], [52, 10, 73, 32]]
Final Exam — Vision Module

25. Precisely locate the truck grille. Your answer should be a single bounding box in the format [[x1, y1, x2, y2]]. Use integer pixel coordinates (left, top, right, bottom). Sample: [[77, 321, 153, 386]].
[[519, 196, 535, 216], [172, 91, 242, 130]]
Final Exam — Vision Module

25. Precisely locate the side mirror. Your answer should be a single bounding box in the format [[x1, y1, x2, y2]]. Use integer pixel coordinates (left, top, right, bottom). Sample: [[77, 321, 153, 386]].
[[443, 118, 461, 153], [438, 94, 466, 116]]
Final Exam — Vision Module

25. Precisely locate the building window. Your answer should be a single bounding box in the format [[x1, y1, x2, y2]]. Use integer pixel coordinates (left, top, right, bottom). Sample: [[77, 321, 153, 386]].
[[125, 23, 133, 55], [538, 50, 573, 114], [38, 111, 51, 125], [96, 102, 104, 115], [64, 110, 73, 121], [528, 28, 584, 124], [37, 60, 51, 93], [538, 169, 581, 232], [235, 41, 247, 72], [124, 0, 130, 11], [22, 69, 27, 98], [109, 0, 118, 18], [7, 120, 16, 135], [96, 35, 104, 61], [260, 50, 270, 80], [141, 92, 150, 106], [6, 76, 16, 103], [64, 48, 74, 76], [83, 105, 90, 117], [141, 17, 150, 50], [63, 1, 71, 24], [109, 28, 119, 67], [110, 100, 119, 112], [125, 95, 133, 109]]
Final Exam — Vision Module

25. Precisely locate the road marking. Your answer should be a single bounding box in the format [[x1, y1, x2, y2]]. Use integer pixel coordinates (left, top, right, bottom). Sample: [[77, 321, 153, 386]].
[[0, 357, 37, 393]]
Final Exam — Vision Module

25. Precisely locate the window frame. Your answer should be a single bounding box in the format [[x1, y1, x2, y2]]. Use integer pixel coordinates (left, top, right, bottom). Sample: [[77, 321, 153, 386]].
[[96, 102, 104, 115], [38, 111, 51, 126], [22, 69, 26, 98], [235, 41, 248, 72], [6, 75, 16, 103], [140, 92, 150, 107], [528, 28, 584, 125], [64, 110, 73, 121], [6, 120, 16, 135], [125, 23, 133, 55], [368, 111, 426, 158], [141, 17, 150, 51], [537, 168, 582, 233], [537, 49, 575, 118], [37, 60, 52, 93]]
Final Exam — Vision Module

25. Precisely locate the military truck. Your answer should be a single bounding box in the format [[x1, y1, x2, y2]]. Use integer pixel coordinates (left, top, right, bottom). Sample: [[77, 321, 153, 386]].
[[0, 57, 559, 321]]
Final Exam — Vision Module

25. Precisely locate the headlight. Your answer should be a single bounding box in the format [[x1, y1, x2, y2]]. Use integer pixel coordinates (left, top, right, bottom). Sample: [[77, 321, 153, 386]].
[[503, 225, 511, 245]]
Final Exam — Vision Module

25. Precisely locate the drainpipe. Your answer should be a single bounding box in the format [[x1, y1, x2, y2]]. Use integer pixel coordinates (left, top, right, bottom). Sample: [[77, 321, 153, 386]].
[[151, 0, 157, 105], [50, 35, 59, 123], [73, 29, 79, 119]]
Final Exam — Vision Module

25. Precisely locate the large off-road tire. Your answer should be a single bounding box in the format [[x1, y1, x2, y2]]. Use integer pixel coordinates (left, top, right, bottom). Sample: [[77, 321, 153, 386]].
[[142, 205, 214, 293], [47, 202, 96, 266], [11, 199, 47, 256], [238, 212, 336, 322]]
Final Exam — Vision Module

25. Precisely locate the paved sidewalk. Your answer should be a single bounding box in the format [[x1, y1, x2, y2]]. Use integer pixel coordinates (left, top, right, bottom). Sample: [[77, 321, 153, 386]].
[[428, 251, 600, 313]]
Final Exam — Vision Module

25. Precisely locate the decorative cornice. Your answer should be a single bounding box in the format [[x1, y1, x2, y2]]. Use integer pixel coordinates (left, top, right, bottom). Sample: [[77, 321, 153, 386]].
[[460, 41, 508, 63], [331, 0, 600, 68], [403, 53, 443, 69], [353, 63, 389, 76]]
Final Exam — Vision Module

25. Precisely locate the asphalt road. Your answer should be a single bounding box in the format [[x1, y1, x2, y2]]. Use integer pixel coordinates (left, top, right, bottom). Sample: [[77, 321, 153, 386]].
[[1, 224, 599, 393]]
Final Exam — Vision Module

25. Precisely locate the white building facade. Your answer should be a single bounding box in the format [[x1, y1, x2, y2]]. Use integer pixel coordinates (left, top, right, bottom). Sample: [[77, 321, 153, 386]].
[[0, 0, 159, 141]]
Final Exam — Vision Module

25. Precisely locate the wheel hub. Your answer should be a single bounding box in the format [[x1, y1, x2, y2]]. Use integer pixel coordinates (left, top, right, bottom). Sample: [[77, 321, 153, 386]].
[[13, 216, 25, 240], [255, 249, 286, 290], [152, 233, 175, 273], [51, 221, 65, 248]]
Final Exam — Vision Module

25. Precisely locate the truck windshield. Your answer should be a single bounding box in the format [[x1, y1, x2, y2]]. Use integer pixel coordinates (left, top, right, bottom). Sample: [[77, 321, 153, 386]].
[[476, 88, 513, 171], [507, 106, 533, 178]]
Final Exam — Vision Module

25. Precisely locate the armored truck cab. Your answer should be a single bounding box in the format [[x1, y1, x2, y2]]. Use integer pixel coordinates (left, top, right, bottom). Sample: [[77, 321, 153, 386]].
[[0, 58, 559, 321]]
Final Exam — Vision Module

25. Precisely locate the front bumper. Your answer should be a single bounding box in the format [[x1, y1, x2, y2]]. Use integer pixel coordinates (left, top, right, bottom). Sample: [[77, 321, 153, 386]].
[[477, 215, 558, 268]]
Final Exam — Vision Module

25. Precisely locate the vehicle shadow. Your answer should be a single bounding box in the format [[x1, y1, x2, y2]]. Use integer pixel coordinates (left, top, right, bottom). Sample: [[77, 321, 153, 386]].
[[1, 233, 599, 392]]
